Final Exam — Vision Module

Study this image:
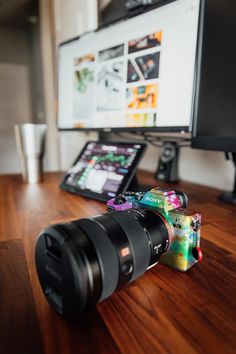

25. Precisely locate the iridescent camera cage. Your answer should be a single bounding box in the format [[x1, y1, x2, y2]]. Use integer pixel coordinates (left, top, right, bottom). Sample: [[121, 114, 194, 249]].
[[107, 187, 202, 272]]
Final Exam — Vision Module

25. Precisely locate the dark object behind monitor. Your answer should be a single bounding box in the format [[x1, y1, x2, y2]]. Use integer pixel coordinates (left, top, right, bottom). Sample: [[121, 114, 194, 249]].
[[192, 0, 236, 204], [99, 0, 173, 27]]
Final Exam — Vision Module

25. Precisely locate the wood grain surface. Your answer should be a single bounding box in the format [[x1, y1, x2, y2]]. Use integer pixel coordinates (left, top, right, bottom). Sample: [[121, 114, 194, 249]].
[[0, 171, 235, 354]]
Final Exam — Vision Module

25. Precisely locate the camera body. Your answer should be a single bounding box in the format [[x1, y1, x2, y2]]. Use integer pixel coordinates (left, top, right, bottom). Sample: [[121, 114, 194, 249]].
[[107, 187, 202, 271]]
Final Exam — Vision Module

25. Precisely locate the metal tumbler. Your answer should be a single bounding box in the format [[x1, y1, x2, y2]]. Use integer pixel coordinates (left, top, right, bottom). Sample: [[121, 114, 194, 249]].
[[14, 123, 47, 184]]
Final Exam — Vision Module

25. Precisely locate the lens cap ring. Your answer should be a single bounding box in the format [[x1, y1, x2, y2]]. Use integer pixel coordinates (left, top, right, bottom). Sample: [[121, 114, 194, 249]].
[[35, 225, 91, 316]]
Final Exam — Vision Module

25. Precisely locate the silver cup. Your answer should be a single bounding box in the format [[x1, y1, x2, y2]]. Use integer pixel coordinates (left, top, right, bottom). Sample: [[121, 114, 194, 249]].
[[14, 123, 47, 184]]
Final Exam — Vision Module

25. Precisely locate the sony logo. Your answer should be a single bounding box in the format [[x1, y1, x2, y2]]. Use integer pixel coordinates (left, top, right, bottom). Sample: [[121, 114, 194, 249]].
[[145, 196, 161, 203]]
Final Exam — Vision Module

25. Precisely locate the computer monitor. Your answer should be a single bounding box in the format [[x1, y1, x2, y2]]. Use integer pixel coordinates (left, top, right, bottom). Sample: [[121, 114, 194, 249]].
[[191, 0, 236, 204], [58, 0, 201, 132], [192, 0, 236, 153]]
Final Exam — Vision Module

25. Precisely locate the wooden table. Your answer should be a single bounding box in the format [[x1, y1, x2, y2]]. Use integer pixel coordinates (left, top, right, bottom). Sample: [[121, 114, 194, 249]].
[[0, 171, 236, 354]]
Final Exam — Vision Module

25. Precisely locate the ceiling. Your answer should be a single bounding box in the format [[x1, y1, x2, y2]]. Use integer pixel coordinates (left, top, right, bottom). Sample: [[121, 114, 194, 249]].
[[0, 0, 38, 28]]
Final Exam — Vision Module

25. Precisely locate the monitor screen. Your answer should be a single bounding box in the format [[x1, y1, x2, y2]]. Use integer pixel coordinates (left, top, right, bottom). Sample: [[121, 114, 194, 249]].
[[58, 0, 200, 131], [60, 141, 146, 201]]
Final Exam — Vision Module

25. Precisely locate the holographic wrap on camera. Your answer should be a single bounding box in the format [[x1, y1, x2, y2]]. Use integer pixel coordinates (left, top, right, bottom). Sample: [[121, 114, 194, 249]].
[[107, 187, 202, 271]]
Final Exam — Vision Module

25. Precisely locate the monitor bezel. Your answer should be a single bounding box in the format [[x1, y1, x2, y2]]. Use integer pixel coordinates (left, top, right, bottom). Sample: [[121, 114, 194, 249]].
[[57, 0, 202, 134], [59, 140, 147, 202]]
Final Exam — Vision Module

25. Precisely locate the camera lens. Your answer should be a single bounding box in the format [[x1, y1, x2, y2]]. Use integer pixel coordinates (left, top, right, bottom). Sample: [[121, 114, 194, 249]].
[[35, 209, 172, 317]]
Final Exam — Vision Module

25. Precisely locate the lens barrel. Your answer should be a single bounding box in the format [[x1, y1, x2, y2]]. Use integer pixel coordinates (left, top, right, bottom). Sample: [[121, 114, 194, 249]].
[[35, 209, 171, 317]]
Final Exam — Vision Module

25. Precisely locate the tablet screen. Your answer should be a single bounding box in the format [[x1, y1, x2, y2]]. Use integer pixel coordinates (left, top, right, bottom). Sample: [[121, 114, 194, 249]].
[[60, 141, 146, 201]]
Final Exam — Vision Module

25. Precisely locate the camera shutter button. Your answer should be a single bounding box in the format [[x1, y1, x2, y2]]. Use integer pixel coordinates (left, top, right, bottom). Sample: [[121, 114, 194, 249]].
[[114, 195, 126, 205]]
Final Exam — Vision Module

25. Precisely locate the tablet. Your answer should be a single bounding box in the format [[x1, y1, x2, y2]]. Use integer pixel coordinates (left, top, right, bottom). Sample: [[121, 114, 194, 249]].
[[60, 141, 146, 202]]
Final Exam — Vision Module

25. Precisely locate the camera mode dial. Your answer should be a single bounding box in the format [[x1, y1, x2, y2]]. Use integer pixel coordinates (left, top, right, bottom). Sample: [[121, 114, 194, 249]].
[[114, 195, 127, 205]]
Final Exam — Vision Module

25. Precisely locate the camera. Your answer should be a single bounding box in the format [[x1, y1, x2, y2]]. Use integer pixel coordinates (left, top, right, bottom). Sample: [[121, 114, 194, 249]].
[[35, 187, 202, 317], [107, 188, 202, 271]]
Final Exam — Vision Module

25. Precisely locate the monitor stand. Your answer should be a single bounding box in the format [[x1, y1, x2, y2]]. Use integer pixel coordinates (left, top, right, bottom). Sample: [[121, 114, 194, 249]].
[[219, 152, 236, 205]]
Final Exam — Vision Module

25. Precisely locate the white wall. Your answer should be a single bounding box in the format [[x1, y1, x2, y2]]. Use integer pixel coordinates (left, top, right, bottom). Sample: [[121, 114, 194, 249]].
[[52, 0, 98, 171], [179, 148, 234, 191], [0, 63, 32, 173], [52, 0, 235, 192], [53, 0, 98, 43], [0, 23, 47, 175], [0, 27, 32, 174]]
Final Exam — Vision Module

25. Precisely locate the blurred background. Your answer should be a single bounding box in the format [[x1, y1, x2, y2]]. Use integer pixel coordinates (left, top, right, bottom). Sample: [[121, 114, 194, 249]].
[[0, 0, 234, 191]]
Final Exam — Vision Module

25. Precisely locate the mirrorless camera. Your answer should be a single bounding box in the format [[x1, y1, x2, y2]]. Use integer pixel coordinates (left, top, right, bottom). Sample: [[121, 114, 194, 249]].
[[35, 187, 202, 317]]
